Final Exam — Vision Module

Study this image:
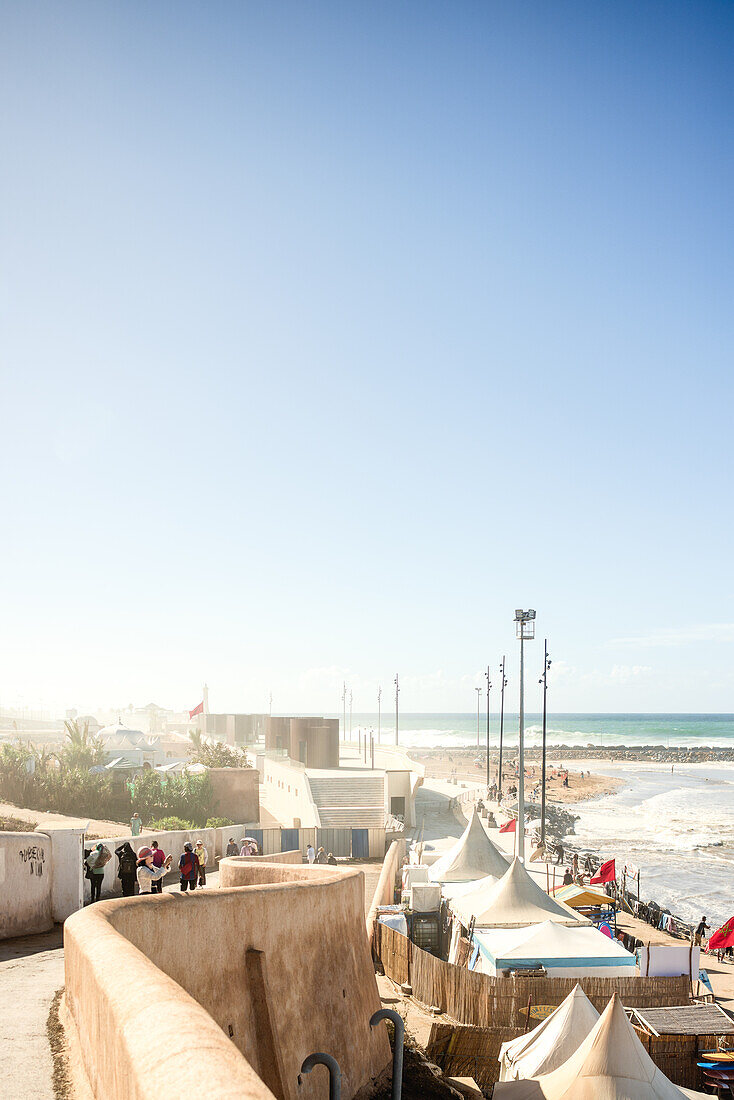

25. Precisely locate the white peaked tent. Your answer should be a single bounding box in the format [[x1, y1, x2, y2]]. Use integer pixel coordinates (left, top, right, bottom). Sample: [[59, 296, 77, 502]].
[[493, 993, 708, 1099], [428, 811, 510, 883], [452, 858, 590, 928], [498, 984, 600, 1081], [475, 920, 636, 978]]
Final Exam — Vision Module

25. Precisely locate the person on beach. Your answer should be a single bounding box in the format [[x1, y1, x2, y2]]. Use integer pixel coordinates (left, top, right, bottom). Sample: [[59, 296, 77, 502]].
[[86, 842, 108, 902], [556, 843, 564, 865], [178, 842, 200, 891], [226, 838, 239, 856], [695, 916, 710, 946], [130, 812, 142, 836], [572, 853, 579, 879], [194, 839, 208, 886], [115, 840, 137, 897], [306, 844, 315, 864], [136, 846, 172, 894], [150, 840, 166, 893], [563, 868, 573, 886]]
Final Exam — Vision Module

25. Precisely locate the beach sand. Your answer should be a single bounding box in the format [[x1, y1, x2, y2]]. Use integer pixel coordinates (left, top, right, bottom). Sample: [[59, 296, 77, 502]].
[[408, 748, 623, 804]]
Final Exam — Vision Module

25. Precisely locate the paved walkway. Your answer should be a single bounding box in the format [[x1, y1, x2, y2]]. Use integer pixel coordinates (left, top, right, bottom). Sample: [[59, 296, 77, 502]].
[[0, 927, 64, 1100]]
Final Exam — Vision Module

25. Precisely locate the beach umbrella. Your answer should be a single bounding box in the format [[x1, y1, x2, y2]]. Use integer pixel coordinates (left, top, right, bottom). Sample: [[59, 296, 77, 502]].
[[708, 915, 734, 951]]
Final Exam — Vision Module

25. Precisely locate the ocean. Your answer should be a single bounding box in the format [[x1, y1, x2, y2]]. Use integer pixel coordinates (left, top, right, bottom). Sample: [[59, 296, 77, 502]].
[[347, 712, 734, 929]]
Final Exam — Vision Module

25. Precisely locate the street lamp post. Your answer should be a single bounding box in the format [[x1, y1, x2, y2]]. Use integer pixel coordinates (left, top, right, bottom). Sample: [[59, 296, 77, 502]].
[[475, 686, 482, 749], [377, 687, 382, 743], [514, 609, 536, 862], [498, 657, 507, 801], [349, 691, 353, 743], [342, 682, 347, 743], [539, 640, 551, 851], [484, 660, 490, 792], [394, 674, 399, 745]]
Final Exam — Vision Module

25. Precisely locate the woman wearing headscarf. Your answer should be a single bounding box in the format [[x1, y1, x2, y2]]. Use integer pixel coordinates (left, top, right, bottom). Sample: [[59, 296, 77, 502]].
[[115, 840, 138, 897], [85, 842, 110, 903], [136, 846, 172, 894]]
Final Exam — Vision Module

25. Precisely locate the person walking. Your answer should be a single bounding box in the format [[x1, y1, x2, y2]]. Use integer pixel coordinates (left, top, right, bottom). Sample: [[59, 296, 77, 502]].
[[695, 916, 710, 947], [130, 812, 142, 836], [85, 842, 108, 903], [226, 838, 239, 856], [306, 843, 315, 864], [136, 846, 172, 894], [150, 840, 166, 893], [115, 840, 138, 897], [556, 843, 564, 865], [179, 842, 200, 892], [194, 839, 208, 887], [315, 846, 328, 865]]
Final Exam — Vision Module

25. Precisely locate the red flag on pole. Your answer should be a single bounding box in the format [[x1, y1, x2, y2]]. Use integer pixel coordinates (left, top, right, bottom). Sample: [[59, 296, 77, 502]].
[[708, 916, 734, 951], [189, 701, 204, 718], [499, 818, 517, 833], [590, 858, 616, 884]]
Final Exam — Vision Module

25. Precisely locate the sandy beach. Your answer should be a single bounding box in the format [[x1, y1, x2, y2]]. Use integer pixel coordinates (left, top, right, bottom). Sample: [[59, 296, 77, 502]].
[[408, 747, 623, 805]]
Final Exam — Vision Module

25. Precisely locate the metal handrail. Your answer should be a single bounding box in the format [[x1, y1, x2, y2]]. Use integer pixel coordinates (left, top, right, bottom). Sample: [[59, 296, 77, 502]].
[[300, 1053, 341, 1100], [370, 1008, 404, 1100]]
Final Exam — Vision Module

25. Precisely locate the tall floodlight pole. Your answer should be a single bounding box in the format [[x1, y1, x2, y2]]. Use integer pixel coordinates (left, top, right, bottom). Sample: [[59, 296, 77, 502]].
[[349, 690, 353, 742], [484, 664, 490, 787], [475, 686, 482, 749], [514, 609, 536, 862], [498, 657, 507, 802], [377, 687, 382, 743], [539, 640, 552, 850], [342, 682, 347, 743], [394, 674, 400, 745], [268, 692, 272, 717]]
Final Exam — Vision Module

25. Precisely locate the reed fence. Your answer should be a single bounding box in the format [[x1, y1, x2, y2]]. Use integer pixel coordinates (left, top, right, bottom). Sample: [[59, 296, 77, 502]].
[[374, 922, 692, 1029]]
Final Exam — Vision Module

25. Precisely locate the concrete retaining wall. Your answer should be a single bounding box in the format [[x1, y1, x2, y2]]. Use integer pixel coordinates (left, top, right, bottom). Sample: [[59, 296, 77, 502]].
[[0, 831, 53, 938], [366, 837, 406, 944], [64, 862, 390, 1100]]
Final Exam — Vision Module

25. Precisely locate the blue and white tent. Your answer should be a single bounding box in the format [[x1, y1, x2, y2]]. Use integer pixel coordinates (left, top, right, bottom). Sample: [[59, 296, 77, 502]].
[[473, 919, 637, 978]]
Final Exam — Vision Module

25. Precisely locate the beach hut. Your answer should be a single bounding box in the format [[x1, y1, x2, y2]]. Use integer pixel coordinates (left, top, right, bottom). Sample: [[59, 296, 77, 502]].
[[498, 983, 599, 1081], [493, 993, 708, 1099], [473, 920, 637, 978], [452, 858, 590, 929], [428, 811, 510, 883]]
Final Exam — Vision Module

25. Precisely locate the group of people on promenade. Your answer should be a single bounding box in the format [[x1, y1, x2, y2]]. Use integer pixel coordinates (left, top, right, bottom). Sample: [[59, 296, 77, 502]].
[[306, 844, 338, 865], [85, 834, 211, 901], [225, 836, 260, 856]]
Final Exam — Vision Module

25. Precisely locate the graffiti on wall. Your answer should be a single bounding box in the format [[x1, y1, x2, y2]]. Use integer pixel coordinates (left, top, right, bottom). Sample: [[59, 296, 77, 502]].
[[18, 844, 46, 877]]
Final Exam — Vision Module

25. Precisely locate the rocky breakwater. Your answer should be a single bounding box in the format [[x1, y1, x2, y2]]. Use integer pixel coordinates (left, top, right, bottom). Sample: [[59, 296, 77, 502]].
[[523, 744, 734, 764]]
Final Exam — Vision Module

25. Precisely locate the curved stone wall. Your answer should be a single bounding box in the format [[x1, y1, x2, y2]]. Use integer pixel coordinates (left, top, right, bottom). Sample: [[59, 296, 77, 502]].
[[64, 862, 390, 1100]]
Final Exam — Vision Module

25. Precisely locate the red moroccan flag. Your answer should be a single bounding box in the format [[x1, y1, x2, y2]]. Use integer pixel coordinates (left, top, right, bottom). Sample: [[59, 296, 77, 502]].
[[708, 916, 734, 951], [590, 859, 616, 884], [499, 818, 517, 833], [189, 701, 204, 718]]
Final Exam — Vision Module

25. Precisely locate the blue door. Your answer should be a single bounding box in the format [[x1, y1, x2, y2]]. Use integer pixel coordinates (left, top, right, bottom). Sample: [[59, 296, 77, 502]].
[[351, 829, 369, 858], [281, 828, 299, 852]]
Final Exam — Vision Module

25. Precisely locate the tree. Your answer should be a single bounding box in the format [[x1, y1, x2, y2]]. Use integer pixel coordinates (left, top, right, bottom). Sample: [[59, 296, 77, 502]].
[[61, 719, 106, 771]]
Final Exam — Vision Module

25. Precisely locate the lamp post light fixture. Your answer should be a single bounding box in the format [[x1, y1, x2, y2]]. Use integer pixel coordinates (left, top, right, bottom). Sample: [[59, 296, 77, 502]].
[[498, 657, 507, 803], [475, 686, 482, 749], [539, 640, 551, 850], [394, 674, 400, 746], [349, 690, 353, 743], [514, 609, 536, 862], [484, 660, 490, 792]]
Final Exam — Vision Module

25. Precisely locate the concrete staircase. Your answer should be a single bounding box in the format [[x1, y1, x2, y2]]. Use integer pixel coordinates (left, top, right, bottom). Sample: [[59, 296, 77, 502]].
[[307, 774, 385, 828]]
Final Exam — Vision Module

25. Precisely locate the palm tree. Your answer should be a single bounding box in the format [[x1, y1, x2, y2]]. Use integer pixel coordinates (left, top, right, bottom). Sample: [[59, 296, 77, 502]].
[[62, 719, 105, 771], [188, 728, 203, 758]]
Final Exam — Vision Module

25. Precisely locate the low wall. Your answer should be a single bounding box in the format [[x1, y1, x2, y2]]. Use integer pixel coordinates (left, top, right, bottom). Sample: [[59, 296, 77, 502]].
[[64, 862, 390, 1100], [0, 831, 53, 938], [366, 838, 406, 943], [220, 851, 302, 872]]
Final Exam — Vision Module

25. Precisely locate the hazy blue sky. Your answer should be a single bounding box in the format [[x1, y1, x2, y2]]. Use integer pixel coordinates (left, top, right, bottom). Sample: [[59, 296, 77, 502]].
[[1, 2, 732, 715]]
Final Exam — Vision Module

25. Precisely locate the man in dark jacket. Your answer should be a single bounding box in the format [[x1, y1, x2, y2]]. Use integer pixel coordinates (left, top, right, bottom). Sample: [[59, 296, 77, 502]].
[[115, 841, 137, 897], [178, 842, 200, 891]]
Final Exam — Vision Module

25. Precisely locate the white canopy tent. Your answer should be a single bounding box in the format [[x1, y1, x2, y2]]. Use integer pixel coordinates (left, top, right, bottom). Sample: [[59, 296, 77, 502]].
[[493, 993, 708, 1099], [428, 811, 510, 883], [451, 858, 590, 929], [474, 921, 636, 978], [498, 984, 599, 1081]]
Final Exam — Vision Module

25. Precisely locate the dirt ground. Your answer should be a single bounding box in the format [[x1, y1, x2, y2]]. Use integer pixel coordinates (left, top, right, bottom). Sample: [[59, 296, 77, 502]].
[[0, 800, 130, 838], [408, 749, 623, 804]]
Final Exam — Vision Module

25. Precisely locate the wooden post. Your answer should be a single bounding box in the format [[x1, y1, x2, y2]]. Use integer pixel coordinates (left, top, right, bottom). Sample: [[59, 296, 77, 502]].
[[523, 994, 532, 1033]]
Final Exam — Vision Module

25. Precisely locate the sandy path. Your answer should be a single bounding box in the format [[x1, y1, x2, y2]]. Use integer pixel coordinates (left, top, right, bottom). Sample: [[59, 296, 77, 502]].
[[0, 800, 129, 838]]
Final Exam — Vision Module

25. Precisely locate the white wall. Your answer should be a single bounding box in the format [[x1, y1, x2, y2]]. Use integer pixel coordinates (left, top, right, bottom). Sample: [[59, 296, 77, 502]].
[[0, 831, 53, 939], [259, 756, 321, 827]]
